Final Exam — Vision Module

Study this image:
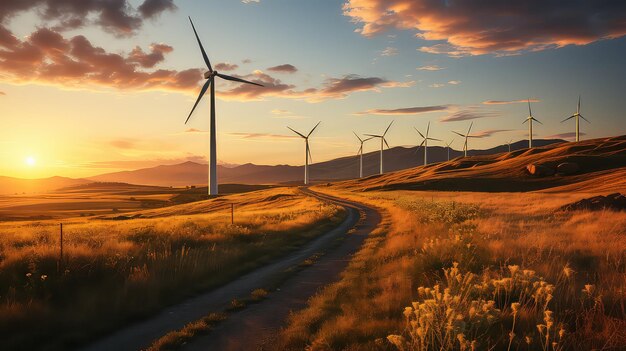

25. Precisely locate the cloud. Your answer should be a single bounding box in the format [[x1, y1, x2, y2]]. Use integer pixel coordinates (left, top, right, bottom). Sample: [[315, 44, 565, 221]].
[[429, 83, 445, 88], [440, 107, 500, 122], [355, 105, 449, 115], [215, 62, 239, 71], [380, 46, 398, 56], [546, 132, 586, 140], [0, 91, 5, 96], [0, 27, 202, 93], [228, 132, 297, 140], [184, 128, 207, 133], [110, 138, 138, 149], [482, 99, 540, 105], [472, 129, 514, 138], [128, 43, 173, 68], [417, 65, 444, 71], [82, 155, 207, 170], [271, 109, 290, 115], [267, 64, 298, 73], [448, 80, 461, 85], [219, 72, 412, 102], [242, 58, 252, 64], [242, 0, 260, 3], [138, 0, 177, 18], [343, 0, 626, 56], [0, 0, 177, 36]]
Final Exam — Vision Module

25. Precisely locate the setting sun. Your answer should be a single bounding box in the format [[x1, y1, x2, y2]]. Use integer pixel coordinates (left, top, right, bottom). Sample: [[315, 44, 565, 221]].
[[25, 156, 36, 167]]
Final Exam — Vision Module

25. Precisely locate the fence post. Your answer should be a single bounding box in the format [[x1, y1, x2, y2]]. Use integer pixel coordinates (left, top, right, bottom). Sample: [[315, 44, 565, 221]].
[[231, 203, 234, 225], [58, 223, 63, 272]]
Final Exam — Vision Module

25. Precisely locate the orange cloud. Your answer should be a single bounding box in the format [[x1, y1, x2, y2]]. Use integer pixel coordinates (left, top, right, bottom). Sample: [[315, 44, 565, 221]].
[[215, 62, 239, 71], [343, 0, 626, 55], [267, 64, 298, 73], [482, 99, 540, 105], [355, 105, 449, 115], [440, 107, 500, 122]]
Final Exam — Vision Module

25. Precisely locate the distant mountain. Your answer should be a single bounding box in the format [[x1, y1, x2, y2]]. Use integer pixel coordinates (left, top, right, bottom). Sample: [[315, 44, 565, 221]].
[[0, 176, 90, 195], [88, 139, 566, 186]]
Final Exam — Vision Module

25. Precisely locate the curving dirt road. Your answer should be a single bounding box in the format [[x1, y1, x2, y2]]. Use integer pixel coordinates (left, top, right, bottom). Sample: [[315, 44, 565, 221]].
[[81, 188, 380, 351]]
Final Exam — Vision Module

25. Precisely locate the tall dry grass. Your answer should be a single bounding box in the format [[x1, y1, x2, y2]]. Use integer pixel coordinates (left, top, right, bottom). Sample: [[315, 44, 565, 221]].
[[0, 188, 344, 350], [274, 188, 626, 350]]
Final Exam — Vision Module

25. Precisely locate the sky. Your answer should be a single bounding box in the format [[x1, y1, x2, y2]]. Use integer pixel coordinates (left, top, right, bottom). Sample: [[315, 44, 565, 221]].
[[1, 0, 625, 179]]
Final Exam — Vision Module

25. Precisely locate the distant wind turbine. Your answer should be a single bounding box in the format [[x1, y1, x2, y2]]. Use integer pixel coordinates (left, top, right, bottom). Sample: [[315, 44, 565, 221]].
[[507, 139, 513, 153], [561, 95, 590, 142], [365, 121, 394, 175], [288, 121, 321, 185], [452, 122, 477, 157], [184, 17, 263, 195], [354, 132, 374, 178], [522, 99, 542, 148], [445, 139, 455, 161], [414, 121, 441, 166]]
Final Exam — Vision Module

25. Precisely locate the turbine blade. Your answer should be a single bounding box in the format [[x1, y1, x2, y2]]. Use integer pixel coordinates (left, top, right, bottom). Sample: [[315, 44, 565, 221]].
[[578, 95, 581, 113], [532, 117, 543, 125], [287, 126, 306, 138], [364, 134, 381, 138], [217, 73, 264, 87], [561, 115, 575, 123], [357, 145, 362, 155], [580, 114, 591, 123], [384, 138, 390, 149], [413, 127, 425, 139], [353, 131, 363, 143], [528, 98, 532, 116], [383, 120, 394, 136], [429, 137, 442, 142], [307, 121, 321, 137], [189, 17, 212, 71], [452, 131, 465, 137], [522, 117, 528, 124], [415, 140, 425, 154], [308, 147, 313, 164], [364, 136, 375, 142], [467, 121, 473, 134], [426, 121, 431, 137], [184, 78, 212, 124]]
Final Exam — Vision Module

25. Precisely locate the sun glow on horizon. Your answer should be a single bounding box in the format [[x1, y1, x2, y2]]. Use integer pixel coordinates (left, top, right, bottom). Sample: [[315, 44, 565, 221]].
[[25, 156, 36, 167]]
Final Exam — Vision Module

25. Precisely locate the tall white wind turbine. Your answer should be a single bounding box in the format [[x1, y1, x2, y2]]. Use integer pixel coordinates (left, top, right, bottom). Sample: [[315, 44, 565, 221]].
[[288, 121, 321, 185], [445, 139, 455, 161], [522, 99, 542, 148], [507, 139, 513, 152], [184, 17, 263, 195], [452, 122, 477, 157], [354, 132, 374, 178], [365, 121, 394, 175], [561, 95, 590, 142], [414, 121, 441, 166]]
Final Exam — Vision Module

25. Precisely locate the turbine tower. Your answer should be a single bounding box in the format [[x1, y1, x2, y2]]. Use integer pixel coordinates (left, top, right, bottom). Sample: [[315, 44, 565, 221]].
[[354, 132, 373, 178], [445, 139, 455, 161], [414, 121, 441, 166], [507, 139, 513, 153], [561, 95, 590, 142], [522, 99, 542, 148], [365, 121, 394, 175], [452, 122, 476, 157], [184, 17, 263, 195], [288, 121, 321, 185]]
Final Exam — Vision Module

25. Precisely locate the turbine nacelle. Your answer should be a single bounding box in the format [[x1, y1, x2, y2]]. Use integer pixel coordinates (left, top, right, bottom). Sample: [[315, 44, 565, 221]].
[[203, 71, 217, 79]]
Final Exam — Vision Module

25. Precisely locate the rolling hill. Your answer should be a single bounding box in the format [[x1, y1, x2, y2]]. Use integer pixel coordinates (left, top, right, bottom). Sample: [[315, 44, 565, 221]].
[[325, 135, 626, 193], [0, 176, 90, 195]]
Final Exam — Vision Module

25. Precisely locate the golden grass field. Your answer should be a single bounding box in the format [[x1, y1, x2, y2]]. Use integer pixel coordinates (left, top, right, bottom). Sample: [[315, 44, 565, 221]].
[[0, 186, 344, 350], [274, 187, 626, 350]]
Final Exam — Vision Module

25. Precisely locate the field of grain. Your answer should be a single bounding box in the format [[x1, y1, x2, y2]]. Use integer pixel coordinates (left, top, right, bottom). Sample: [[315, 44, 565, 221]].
[[275, 187, 626, 350], [0, 187, 344, 350]]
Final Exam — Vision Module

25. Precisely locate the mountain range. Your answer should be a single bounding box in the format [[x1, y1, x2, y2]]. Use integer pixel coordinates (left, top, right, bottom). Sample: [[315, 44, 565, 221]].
[[0, 139, 564, 193]]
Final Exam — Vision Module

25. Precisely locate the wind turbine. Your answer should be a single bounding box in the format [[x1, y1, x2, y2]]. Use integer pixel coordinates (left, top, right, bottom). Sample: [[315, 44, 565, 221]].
[[561, 95, 590, 142], [452, 122, 477, 157], [365, 121, 394, 175], [414, 121, 441, 166], [184, 17, 263, 195], [354, 132, 374, 178], [288, 122, 321, 185], [522, 99, 542, 148], [445, 139, 455, 161], [507, 139, 513, 153]]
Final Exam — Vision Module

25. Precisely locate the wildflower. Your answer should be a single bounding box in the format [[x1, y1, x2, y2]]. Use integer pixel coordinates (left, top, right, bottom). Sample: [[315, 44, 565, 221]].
[[537, 324, 547, 334], [511, 302, 520, 315], [508, 265, 519, 276], [583, 284, 595, 295], [562, 265, 574, 278], [525, 336, 533, 344], [25, 273, 32, 278], [40, 274, 48, 281], [403, 307, 413, 319], [559, 327, 566, 339]]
